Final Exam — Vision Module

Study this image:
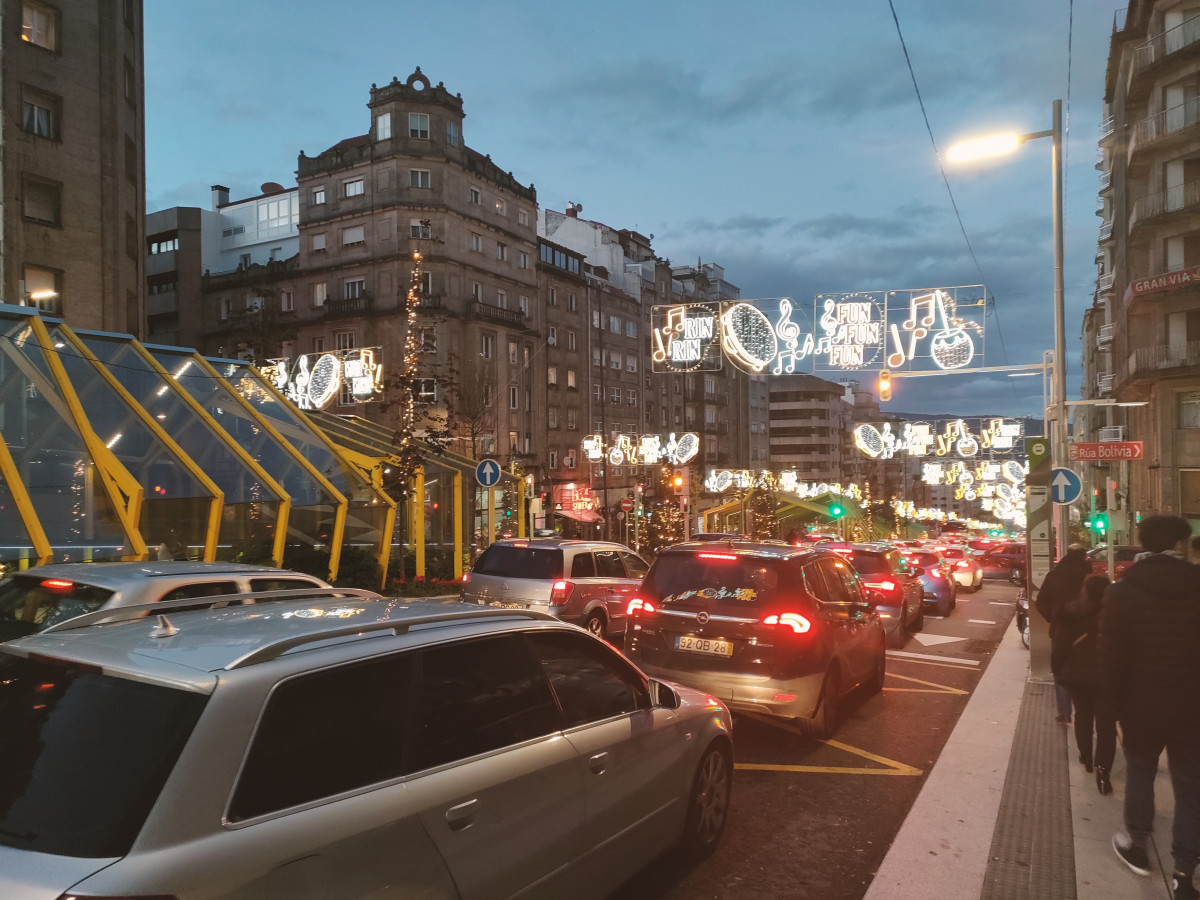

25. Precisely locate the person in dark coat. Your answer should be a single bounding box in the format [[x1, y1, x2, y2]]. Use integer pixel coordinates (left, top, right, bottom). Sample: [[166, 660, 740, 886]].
[[1100, 515, 1200, 900], [1054, 573, 1116, 794], [1036, 545, 1093, 723]]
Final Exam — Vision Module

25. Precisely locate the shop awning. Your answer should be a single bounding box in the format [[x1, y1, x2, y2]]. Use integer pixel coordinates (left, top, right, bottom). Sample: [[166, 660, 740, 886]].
[[556, 508, 604, 523]]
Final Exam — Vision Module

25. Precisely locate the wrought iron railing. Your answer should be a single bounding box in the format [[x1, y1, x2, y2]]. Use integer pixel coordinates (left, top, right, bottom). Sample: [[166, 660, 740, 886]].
[[1127, 340, 1200, 379]]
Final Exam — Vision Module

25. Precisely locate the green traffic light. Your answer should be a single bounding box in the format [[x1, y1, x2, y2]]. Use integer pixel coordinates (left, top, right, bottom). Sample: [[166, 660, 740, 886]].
[[830, 505, 844, 518]]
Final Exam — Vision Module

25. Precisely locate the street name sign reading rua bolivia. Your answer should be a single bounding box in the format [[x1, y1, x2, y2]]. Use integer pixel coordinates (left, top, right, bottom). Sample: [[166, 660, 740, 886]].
[[1069, 441, 1144, 462]]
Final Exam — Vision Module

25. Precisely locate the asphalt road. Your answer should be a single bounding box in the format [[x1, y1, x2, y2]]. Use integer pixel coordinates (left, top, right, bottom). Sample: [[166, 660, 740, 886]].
[[610, 579, 1020, 900]]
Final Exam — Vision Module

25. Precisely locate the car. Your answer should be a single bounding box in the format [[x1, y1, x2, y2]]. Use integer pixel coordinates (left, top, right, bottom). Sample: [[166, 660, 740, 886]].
[[691, 532, 750, 541], [901, 549, 958, 616], [0, 561, 339, 642], [0, 592, 733, 900], [461, 538, 650, 642], [810, 542, 923, 646], [1087, 545, 1142, 578], [978, 542, 1028, 580], [934, 545, 984, 591], [624, 540, 887, 738]]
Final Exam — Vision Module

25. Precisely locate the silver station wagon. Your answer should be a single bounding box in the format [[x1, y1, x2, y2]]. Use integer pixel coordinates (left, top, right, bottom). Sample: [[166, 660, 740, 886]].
[[0, 593, 733, 900], [461, 538, 650, 643]]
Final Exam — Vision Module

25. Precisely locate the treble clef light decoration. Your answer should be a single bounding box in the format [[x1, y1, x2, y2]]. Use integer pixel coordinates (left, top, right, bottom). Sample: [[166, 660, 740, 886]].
[[771, 298, 804, 374]]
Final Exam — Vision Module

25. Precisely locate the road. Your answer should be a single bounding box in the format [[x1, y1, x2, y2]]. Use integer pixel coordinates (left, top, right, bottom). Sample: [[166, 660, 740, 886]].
[[611, 578, 1020, 900]]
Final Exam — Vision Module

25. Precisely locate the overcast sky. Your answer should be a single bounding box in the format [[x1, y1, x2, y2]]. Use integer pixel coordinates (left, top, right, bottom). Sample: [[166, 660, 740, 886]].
[[145, 0, 1114, 417]]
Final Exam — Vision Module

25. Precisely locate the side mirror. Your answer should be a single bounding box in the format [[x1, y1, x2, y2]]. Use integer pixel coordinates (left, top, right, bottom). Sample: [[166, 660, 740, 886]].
[[865, 589, 885, 607], [649, 679, 681, 710]]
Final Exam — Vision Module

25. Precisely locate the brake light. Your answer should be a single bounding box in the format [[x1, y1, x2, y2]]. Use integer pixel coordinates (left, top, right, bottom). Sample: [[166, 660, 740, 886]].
[[41, 579, 74, 590], [955, 560, 970, 569], [864, 579, 897, 593], [462, 573, 470, 584], [512, 541, 529, 547], [761, 612, 812, 633], [626, 597, 656, 615], [549, 580, 574, 606], [697, 552, 737, 561]]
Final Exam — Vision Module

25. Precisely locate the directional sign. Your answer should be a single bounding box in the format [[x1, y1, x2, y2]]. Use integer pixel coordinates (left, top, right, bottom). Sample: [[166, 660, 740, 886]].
[[475, 458, 502, 487], [1069, 441, 1144, 462], [1050, 467, 1082, 505]]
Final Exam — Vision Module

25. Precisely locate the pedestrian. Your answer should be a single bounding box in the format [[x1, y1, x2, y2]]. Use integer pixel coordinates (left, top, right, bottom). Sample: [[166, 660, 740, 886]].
[[1100, 515, 1200, 900], [1035, 544, 1093, 723], [1053, 573, 1117, 794]]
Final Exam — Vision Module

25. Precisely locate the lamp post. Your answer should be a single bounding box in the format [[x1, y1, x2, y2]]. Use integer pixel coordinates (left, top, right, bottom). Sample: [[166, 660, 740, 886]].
[[947, 99, 1068, 559]]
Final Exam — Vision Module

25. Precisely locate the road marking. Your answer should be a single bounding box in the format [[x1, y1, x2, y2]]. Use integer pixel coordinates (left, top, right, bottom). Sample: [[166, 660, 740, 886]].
[[884, 656, 979, 671], [989, 601, 1013, 606], [968, 619, 997, 625], [911, 633, 964, 647], [883, 672, 969, 695], [734, 714, 923, 776], [888, 649, 980, 666]]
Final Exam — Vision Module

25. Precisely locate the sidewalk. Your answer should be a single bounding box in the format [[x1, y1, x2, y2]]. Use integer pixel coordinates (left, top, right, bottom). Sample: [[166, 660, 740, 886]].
[[864, 622, 1177, 900]]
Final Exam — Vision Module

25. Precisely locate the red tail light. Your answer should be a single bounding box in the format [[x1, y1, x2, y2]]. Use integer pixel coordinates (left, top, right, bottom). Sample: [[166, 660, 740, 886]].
[[864, 579, 897, 593], [550, 580, 574, 606], [41, 579, 74, 590], [697, 552, 737, 561], [761, 612, 812, 633], [461, 573, 470, 584], [626, 597, 656, 615]]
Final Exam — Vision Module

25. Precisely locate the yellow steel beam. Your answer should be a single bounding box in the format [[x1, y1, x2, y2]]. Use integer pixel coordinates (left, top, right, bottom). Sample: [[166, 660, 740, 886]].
[[0, 424, 53, 565], [454, 471, 463, 580], [413, 466, 425, 579]]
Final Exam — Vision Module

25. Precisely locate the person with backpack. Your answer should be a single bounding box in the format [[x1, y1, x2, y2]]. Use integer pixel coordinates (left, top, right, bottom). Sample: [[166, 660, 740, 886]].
[[1036, 545, 1093, 723]]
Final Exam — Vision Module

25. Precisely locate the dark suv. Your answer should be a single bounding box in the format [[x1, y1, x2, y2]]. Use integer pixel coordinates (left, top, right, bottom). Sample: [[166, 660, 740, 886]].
[[624, 541, 886, 738], [819, 543, 924, 645]]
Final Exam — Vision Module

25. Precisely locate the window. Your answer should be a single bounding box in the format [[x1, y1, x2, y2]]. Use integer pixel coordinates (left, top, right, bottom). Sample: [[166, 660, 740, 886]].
[[147, 235, 178, 254], [549, 288, 558, 307], [610, 351, 621, 370], [592, 309, 602, 329], [21, 87, 58, 139], [311, 233, 327, 253], [495, 199, 507, 216], [610, 387, 621, 405], [548, 366, 558, 386], [416, 326, 436, 353], [470, 187, 481, 205], [416, 378, 437, 401], [1182, 393, 1200, 428], [312, 336, 325, 353], [22, 264, 60, 313], [311, 186, 326, 205], [567, 369, 577, 390], [610, 315, 621, 333], [508, 340, 519, 365], [23, 177, 60, 226], [410, 219, 431, 239], [497, 242, 508, 262], [480, 334, 494, 359], [509, 386, 519, 409], [567, 408, 577, 429], [342, 225, 365, 246], [22, 2, 58, 50], [421, 271, 433, 296], [375, 112, 391, 140], [519, 251, 528, 269], [593, 385, 603, 402], [626, 356, 637, 373], [548, 326, 558, 347], [518, 209, 529, 227], [344, 178, 364, 198], [564, 452, 576, 469], [471, 282, 482, 301], [280, 290, 294, 312], [228, 654, 411, 820], [334, 331, 356, 350], [497, 289, 507, 309], [518, 296, 529, 316], [470, 233, 482, 253], [625, 320, 638, 338], [312, 282, 328, 307], [525, 631, 648, 726], [343, 277, 365, 299], [568, 293, 577, 312], [592, 348, 602, 367], [410, 169, 431, 189], [220, 297, 231, 321], [548, 407, 559, 430], [409, 112, 430, 139], [568, 331, 577, 351], [627, 389, 638, 406], [446, 120, 459, 146]]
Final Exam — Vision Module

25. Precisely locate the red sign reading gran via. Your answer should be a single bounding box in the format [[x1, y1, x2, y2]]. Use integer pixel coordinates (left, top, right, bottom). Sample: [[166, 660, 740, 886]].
[[1124, 264, 1200, 306], [1069, 441, 1144, 462]]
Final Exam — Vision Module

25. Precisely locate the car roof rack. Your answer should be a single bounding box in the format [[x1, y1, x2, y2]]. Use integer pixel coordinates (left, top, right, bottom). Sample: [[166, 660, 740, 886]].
[[38, 588, 383, 634], [224, 607, 557, 670]]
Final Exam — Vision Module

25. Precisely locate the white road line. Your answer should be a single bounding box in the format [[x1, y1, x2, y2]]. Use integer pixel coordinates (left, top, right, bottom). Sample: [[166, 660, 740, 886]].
[[887, 649, 980, 666], [989, 601, 1013, 605], [968, 618, 997, 625]]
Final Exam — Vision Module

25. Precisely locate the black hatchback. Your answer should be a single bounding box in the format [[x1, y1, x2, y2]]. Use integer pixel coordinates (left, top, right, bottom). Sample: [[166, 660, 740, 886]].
[[624, 542, 886, 738]]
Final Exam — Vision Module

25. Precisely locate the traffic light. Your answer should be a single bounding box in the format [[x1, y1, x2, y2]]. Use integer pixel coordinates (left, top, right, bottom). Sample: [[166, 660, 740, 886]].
[[1090, 512, 1108, 535], [877, 369, 892, 402], [829, 503, 845, 518], [672, 470, 686, 495]]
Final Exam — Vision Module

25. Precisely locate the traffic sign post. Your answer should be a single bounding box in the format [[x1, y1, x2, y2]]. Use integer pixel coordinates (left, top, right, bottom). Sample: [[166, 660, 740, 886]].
[[1050, 467, 1083, 505], [475, 459, 501, 546], [1025, 438, 1053, 682]]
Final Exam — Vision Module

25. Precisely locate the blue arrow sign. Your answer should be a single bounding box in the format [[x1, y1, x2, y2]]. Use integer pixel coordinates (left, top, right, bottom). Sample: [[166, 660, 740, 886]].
[[1050, 467, 1082, 505], [475, 458, 502, 487]]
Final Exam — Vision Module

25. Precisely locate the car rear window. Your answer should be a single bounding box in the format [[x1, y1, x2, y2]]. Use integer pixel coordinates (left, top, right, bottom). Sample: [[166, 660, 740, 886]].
[[846, 552, 888, 575], [938, 548, 965, 559], [0, 575, 115, 640], [0, 652, 207, 857], [908, 552, 942, 568], [473, 546, 563, 580], [643, 554, 793, 609]]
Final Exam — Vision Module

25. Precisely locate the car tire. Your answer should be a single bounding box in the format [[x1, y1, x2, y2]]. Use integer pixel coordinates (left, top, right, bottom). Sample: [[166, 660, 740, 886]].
[[799, 666, 840, 739], [583, 611, 606, 640], [911, 603, 924, 633], [865, 640, 886, 694], [680, 740, 732, 858], [938, 593, 954, 617]]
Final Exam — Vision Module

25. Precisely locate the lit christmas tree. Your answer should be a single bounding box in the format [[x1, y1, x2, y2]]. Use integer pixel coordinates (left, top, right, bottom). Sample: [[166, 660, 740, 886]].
[[645, 466, 686, 553]]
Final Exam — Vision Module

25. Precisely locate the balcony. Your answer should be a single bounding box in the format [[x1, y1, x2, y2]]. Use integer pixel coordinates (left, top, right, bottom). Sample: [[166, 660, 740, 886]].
[[471, 299, 527, 329], [1097, 372, 1114, 395], [1127, 17, 1200, 102], [1096, 323, 1114, 349], [1097, 272, 1115, 295], [1099, 425, 1125, 442], [1098, 220, 1114, 242], [1098, 170, 1112, 191], [1128, 98, 1200, 162], [1129, 178, 1200, 233], [325, 294, 373, 318], [1126, 340, 1200, 383], [1098, 116, 1115, 141]]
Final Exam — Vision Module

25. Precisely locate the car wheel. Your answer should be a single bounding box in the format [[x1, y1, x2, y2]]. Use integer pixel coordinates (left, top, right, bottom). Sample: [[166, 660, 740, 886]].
[[799, 666, 840, 739], [583, 611, 606, 639], [911, 603, 925, 633], [938, 593, 954, 617], [865, 640, 886, 694], [680, 741, 732, 858]]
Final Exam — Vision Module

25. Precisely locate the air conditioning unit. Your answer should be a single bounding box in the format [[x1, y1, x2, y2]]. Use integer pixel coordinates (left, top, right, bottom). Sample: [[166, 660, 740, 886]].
[[1099, 425, 1124, 442]]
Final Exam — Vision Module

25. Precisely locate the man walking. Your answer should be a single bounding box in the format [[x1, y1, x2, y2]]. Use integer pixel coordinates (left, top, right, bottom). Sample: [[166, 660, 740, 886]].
[[1036, 544, 1092, 723], [1100, 515, 1200, 900]]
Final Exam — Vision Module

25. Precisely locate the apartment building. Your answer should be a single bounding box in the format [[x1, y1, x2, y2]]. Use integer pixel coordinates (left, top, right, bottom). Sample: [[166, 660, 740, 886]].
[[6, 0, 144, 333], [1098, 2, 1200, 531], [767, 373, 849, 483]]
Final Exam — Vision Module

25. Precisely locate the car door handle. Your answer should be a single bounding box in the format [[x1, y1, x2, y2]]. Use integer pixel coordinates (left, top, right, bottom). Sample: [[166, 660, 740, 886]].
[[588, 751, 609, 775], [445, 798, 478, 831]]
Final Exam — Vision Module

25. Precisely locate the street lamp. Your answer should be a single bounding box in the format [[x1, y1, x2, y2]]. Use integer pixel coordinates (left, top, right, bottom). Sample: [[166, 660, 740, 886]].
[[947, 99, 1067, 559]]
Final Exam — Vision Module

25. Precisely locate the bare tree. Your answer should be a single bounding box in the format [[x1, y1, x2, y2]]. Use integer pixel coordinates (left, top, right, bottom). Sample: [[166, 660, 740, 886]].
[[446, 354, 497, 461]]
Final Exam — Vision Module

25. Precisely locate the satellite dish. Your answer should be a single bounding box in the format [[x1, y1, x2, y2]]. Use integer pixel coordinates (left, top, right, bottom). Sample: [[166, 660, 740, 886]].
[[261, 181, 285, 194], [575, 202, 583, 212]]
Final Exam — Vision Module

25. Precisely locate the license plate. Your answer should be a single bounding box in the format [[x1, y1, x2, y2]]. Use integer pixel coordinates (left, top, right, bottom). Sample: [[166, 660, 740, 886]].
[[487, 600, 524, 609], [675, 635, 733, 657]]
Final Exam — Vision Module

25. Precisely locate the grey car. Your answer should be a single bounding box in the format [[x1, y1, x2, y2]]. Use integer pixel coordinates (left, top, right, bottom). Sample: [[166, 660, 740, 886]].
[[902, 549, 958, 617], [0, 593, 733, 899], [0, 561, 339, 642], [461, 538, 650, 642]]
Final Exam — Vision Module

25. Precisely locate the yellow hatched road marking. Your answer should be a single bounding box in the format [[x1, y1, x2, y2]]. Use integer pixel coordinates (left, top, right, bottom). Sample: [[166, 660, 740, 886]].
[[884, 672, 969, 695], [733, 713, 922, 776], [885, 656, 978, 671]]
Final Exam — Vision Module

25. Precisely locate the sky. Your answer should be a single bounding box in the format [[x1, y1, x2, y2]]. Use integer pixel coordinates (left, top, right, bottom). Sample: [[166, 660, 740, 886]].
[[144, 0, 1116, 418]]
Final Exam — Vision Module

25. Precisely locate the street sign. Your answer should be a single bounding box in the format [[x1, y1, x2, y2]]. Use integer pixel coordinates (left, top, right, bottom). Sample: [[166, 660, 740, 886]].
[[475, 458, 501, 487], [1050, 467, 1082, 505], [619, 498, 634, 512], [1069, 441, 1144, 461]]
